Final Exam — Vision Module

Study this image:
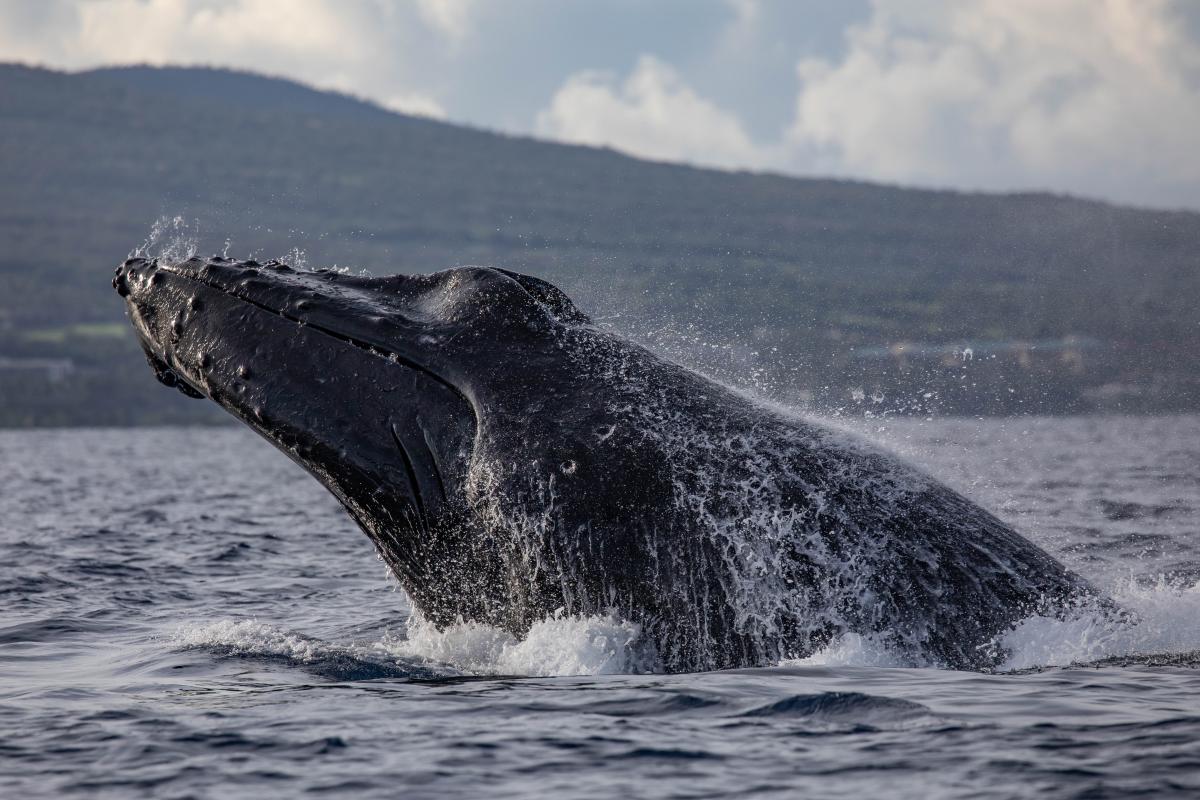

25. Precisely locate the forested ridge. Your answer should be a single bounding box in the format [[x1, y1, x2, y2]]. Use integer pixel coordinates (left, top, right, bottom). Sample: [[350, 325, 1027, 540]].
[[1, 63, 1196, 425]]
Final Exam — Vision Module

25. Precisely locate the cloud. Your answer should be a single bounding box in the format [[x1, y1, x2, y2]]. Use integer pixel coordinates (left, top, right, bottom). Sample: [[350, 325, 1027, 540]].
[[533, 0, 1200, 208], [534, 55, 766, 170], [0, 0, 450, 117], [378, 91, 445, 119], [3, 0, 1198, 207], [786, 0, 1200, 207], [415, 0, 475, 46]]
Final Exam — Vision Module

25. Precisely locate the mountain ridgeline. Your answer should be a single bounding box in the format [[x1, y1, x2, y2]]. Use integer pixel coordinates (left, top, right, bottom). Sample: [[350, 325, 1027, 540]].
[[0, 63, 1197, 425]]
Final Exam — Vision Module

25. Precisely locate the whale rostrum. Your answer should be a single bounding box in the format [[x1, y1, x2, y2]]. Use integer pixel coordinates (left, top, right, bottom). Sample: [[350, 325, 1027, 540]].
[[115, 256, 1108, 671]]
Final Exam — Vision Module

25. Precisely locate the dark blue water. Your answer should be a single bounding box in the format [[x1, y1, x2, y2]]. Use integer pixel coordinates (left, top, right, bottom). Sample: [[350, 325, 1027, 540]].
[[3, 415, 1199, 798]]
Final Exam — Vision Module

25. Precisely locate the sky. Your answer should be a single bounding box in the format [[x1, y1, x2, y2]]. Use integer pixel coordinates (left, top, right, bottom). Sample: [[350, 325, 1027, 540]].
[[2, 0, 1199, 210]]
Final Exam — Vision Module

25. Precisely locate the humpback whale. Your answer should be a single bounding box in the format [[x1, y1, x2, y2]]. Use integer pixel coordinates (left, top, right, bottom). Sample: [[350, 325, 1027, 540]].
[[114, 256, 1101, 671]]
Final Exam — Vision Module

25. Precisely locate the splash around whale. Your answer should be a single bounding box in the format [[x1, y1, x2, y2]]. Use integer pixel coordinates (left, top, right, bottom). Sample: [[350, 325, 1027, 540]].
[[114, 256, 1110, 672]]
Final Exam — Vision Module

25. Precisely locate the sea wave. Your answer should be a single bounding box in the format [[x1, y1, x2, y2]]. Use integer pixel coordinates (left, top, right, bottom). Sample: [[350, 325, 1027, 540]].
[[384, 610, 652, 677], [998, 575, 1200, 670], [172, 619, 435, 680], [786, 575, 1200, 671], [173, 573, 1200, 678]]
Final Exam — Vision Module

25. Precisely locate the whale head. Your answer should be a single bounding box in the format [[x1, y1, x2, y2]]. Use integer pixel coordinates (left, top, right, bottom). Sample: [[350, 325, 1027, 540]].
[[114, 256, 602, 622]]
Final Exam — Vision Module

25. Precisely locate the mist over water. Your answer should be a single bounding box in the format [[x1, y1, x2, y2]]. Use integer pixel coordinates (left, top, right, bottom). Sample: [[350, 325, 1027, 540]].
[[2, 415, 1199, 797]]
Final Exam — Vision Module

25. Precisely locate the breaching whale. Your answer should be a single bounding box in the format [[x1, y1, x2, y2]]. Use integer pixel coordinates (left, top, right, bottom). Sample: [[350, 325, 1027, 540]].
[[114, 256, 1102, 671]]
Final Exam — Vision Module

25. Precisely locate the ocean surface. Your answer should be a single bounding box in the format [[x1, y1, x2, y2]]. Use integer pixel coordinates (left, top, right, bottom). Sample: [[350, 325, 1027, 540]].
[[2, 414, 1199, 798]]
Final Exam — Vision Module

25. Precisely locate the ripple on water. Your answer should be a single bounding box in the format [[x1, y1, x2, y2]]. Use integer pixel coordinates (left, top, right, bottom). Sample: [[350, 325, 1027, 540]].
[[0, 418, 1198, 798]]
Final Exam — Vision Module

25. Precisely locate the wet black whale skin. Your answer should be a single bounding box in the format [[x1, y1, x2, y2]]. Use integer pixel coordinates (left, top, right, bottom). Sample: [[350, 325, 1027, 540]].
[[115, 256, 1102, 671]]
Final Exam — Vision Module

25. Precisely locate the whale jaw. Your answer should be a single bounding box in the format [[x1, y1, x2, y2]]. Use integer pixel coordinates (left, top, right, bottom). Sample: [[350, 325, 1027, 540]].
[[115, 256, 483, 604]]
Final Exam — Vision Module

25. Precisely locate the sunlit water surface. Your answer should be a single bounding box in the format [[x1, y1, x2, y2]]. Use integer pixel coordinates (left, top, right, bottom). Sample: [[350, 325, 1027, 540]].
[[2, 415, 1199, 798]]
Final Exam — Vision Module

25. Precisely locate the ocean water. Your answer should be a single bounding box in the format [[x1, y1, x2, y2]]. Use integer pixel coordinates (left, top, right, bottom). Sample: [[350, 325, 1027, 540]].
[[2, 414, 1199, 798]]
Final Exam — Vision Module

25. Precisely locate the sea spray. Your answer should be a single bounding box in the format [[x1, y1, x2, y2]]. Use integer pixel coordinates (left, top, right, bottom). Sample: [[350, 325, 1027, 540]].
[[998, 575, 1200, 670], [132, 215, 200, 263], [173, 619, 326, 661], [386, 610, 653, 677]]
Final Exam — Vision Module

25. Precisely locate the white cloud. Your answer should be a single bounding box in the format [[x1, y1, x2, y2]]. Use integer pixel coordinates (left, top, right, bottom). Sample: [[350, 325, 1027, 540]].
[[0, 0, 448, 118], [533, 0, 1200, 208], [415, 0, 475, 45], [722, 0, 760, 35], [786, 0, 1200, 207], [380, 90, 446, 119], [534, 55, 766, 170]]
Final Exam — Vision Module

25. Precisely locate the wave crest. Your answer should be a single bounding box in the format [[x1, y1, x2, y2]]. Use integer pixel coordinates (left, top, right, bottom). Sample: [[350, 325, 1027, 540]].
[[385, 610, 653, 677]]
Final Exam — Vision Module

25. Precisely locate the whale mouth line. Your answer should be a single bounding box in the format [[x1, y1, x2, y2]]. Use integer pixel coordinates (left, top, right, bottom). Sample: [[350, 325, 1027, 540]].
[[141, 344, 206, 398], [157, 262, 466, 402]]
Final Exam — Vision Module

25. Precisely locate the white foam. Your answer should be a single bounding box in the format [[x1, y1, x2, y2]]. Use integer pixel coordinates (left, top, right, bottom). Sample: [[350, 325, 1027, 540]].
[[174, 614, 649, 677], [384, 611, 650, 677], [777, 577, 1200, 672], [173, 618, 324, 662], [999, 576, 1200, 670], [783, 633, 917, 669], [174, 577, 1200, 677], [173, 575, 1200, 677]]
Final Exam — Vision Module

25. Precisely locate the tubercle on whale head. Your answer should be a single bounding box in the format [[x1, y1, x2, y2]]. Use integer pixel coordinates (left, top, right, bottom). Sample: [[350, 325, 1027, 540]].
[[114, 256, 593, 399]]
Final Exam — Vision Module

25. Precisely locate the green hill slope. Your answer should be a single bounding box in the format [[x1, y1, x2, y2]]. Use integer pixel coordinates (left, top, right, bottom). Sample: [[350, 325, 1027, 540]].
[[1, 63, 1197, 425]]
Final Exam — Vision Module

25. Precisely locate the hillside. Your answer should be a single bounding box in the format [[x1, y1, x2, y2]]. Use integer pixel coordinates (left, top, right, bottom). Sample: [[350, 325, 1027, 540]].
[[0, 63, 1197, 425]]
